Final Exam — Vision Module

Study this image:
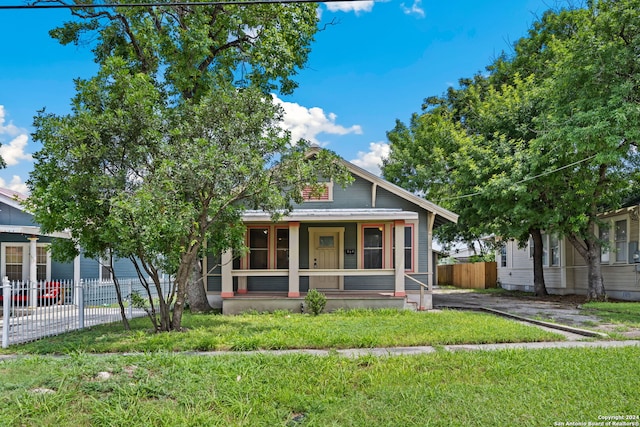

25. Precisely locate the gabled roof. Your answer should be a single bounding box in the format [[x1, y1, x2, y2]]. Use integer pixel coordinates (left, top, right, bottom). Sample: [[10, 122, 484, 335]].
[[0, 187, 71, 239], [0, 187, 27, 211], [307, 146, 458, 227]]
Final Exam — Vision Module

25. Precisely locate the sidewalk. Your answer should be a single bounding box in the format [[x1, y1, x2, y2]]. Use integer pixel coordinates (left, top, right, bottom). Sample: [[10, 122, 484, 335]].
[[2, 340, 639, 362]]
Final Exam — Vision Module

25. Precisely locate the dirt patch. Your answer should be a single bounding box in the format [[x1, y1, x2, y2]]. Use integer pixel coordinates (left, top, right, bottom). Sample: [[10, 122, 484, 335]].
[[431, 289, 640, 339]]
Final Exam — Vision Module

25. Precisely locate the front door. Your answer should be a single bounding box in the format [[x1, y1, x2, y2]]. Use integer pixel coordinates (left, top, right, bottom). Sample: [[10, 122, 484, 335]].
[[309, 229, 341, 290]]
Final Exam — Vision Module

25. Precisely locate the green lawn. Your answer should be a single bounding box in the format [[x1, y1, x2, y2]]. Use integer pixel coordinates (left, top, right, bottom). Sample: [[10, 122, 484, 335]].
[[4, 308, 564, 355], [1, 347, 638, 426], [582, 302, 640, 327]]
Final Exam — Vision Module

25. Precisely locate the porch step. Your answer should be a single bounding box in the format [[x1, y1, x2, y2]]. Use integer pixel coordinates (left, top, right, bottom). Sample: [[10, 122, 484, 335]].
[[404, 297, 418, 311]]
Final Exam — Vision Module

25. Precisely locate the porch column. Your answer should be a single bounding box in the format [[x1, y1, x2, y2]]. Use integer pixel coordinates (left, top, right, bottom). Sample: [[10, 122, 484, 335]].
[[221, 249, 234, 298], [427, 212, 435, 293], [288, 221, 300, 297], [28, 236, 38, 307], [394, 220, 406, 297]]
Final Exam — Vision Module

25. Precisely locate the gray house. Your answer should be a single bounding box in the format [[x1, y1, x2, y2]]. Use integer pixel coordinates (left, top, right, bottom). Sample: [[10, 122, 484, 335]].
[[0, 188, 137, 288], [205, 149, 458, 313]]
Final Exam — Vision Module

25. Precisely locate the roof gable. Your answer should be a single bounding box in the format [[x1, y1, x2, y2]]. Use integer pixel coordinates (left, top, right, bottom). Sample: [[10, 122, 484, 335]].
[[306, 147, 458, 225]]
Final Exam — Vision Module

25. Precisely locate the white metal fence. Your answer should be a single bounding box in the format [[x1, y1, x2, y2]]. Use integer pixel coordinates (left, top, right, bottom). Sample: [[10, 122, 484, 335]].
[[1, 277, 173, 348]]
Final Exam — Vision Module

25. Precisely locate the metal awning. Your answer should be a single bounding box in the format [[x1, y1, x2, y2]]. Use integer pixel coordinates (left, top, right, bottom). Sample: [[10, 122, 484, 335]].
[[242, 208, 420, 223]]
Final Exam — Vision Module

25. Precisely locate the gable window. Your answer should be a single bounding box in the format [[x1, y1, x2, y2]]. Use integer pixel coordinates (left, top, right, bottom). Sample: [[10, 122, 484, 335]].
[[276, 228, 289, 269], [302, 182, 333, 202], [392, 224, 414, 271], [615, 220, 627, 263], [363, 226, 383, 269], [249, 228, 269, 269]]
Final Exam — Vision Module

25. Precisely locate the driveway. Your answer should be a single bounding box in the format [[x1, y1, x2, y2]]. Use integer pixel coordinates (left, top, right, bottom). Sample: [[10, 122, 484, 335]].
[[431, 289, 640, 339]]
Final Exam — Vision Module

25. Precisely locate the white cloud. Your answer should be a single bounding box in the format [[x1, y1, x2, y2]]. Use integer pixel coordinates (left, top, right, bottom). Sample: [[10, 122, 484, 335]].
[[0, 105, 33, 167], [273, 95, 362, 146], [325, 0, 375, 13], [351, 141, 390, 176], [401, 0, 425, 17], [0, 105, 21, 137], [0, 133, 33, 166], [0, 175, 28, 194]]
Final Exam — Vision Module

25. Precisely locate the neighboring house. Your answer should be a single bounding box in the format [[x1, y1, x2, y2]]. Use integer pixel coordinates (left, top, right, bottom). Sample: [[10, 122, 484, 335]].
[[204, 148, 459, 314], [497, 203, 640, 301], [0, 188, 137, 292]]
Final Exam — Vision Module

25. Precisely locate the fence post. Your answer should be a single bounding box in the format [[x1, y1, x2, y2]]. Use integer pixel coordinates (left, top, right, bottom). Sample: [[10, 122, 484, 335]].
[[78, 279, 85, 329], [128, 279, 133, 319], [2, 276, 10, 349]]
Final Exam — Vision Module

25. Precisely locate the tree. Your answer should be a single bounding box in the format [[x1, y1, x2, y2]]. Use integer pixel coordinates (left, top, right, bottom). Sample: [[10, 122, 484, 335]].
[[28, 0, 351, 331], [384, 72, 553, 296], [384, 0, 640, 300], [530, 0, 640, 300]]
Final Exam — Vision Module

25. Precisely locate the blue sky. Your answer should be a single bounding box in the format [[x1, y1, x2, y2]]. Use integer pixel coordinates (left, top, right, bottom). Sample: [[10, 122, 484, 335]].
[[0, 0, 553, 193]]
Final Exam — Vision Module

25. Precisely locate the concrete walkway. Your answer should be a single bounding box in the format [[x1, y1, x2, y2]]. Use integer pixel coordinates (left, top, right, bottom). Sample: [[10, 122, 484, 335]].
[[2, 340, 639, 362]]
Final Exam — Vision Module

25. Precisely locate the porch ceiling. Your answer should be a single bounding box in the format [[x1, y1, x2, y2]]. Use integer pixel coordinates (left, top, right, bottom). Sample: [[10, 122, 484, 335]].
[[242, 208, 419, 223]]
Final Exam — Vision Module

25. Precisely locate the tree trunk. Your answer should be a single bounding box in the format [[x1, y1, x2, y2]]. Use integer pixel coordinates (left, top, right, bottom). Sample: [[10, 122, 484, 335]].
[[530, 228, 548, 297], [186, 257, 212, 313], [171, 243, 201, 331], [566, 232, 606, 301]]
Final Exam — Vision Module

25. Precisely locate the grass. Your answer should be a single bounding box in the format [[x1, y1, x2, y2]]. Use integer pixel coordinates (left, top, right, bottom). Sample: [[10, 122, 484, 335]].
[[2, 308, 564, 355], [581, 302, 640, 327], [1, 346, 639, 426]]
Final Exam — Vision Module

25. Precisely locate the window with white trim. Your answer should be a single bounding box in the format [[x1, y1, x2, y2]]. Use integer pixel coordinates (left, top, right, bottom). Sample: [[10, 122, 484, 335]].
[[2, 243, 51, 283], [500, 245, 507, 267], [5, 246, 23, 282], [528, 237, 535, 259], [100, 254, 113, 281], [600, 226, 610, 263], [363, 226, 383, 269], [615, 219, 627, 263], [36, 246, 48, 282], [549, 235, 560, 267]]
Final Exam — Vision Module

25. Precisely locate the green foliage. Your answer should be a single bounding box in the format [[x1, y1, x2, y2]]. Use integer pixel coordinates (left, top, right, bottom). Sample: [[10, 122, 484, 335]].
[[6, 309, 563, 355], [27, 1, 352, 331], [304, 289, 327, 316], [129, 291, 148, 310], [383, 0, 640, 299], [1, 347, 640, 425], [468, 253, 495, 263]]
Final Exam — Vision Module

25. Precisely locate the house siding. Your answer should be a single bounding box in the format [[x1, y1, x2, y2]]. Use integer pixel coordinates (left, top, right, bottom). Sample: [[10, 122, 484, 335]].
[[497, 206, 640, 300], [0, 203, 37, 226]]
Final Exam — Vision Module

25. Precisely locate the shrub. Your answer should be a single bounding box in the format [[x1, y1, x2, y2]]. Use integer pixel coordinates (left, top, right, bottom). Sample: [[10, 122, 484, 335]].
[[304, 289, 327, 315]]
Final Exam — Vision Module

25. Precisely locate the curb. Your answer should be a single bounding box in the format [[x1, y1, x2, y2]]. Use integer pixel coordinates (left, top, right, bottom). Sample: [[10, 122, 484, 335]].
[[435, 304, 608, 338]]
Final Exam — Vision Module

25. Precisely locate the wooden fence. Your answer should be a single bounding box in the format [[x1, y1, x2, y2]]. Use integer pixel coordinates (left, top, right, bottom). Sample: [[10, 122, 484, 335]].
[[437, 262, 497, 289]]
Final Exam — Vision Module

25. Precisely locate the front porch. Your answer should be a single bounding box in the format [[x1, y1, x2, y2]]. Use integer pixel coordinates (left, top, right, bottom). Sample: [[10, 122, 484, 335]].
[[221, 290, 415, 315]]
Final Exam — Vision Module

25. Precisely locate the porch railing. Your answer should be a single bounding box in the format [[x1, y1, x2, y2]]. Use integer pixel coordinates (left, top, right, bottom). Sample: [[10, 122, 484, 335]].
[[1, 277, 173, 348]]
